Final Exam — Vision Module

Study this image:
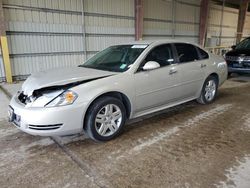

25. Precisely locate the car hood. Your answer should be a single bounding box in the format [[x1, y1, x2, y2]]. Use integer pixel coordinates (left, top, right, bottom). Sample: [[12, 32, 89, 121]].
[[226, 49, 250, 56], [22, 67, 115, 96]]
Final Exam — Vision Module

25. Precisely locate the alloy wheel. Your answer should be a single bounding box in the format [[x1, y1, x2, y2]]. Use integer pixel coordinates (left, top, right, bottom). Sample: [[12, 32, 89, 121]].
[[95, 104, 122, 137], [204, 80, 216, 102]]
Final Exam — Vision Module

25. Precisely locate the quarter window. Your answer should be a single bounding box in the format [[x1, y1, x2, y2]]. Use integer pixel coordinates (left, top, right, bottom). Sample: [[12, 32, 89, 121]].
[[197, 47, 209, 60], [175, 43, 199, 63]]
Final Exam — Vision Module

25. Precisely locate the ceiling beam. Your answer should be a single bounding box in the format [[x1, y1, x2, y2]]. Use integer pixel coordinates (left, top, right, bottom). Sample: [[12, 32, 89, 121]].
[[236, 0, 249, 43], [199, 0, 210, 46], [135, 0, 144, 41]]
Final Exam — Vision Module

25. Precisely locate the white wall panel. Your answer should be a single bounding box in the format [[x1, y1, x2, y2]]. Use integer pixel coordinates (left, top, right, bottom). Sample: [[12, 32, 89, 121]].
[[175, 24, 199, 36], [85, 26, 134, 35], [7, 35, 84, 54], [144, 0, 172, 20], [144, 22, 172, 35], [3, 0, 83, 11], [84, 0, 134, 17], [175, 1, 199, 23], [182, 37, 199, 43], [221, 27, 237, 37], [143, 0, 172, 38], [11, 54, 84, 78], [85, 16, 134, 30], [3, 0, 86, 79], [143, 0, 200, 42], [220, 38, 237, 46], [223, 11, 238, 28], [83, 0, 135, 55], [177, 0, 200, 5], [7, 22, 83, 33], [4, 9, 83, 25], [209, 7, 223, 26], [3, 0, 135, 79], [86, 36, 134, 52], [243, 14, 250, 38], [208, 3, 239, 47], [143, 35, 198, 43]]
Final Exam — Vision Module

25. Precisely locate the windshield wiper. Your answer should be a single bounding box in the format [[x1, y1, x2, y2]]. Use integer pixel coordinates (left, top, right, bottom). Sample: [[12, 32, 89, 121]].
[[78, 65, 118, 72]]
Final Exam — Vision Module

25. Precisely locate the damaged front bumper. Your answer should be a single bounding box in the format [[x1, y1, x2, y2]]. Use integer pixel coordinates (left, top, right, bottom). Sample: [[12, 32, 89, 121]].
[[9, 93, 87, 136]]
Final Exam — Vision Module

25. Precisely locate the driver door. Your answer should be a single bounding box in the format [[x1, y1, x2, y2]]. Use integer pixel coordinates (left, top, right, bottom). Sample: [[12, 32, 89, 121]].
[[134, 44, 182, 114]]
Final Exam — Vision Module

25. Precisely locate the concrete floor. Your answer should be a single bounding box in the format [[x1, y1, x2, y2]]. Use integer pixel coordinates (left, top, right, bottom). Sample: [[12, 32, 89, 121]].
[[1, 75, 250, 188]]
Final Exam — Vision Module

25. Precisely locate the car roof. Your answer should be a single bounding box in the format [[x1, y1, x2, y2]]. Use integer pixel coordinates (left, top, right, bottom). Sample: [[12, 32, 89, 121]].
[[119, 39, 200, 47]]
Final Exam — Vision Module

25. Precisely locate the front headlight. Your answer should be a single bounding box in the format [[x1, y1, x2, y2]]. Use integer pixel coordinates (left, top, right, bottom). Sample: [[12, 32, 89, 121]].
[[28, 89, 64, 108], [45, 90, 78, 107]]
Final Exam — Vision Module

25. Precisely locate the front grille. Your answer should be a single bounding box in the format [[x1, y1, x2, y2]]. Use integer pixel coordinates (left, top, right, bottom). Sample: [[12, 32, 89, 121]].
[[226, 56, 250, 69], [225, 56, 239, 61], [225, 56, 250, 61], [227, 60, 250, 68], [28, 124, 63, 130]]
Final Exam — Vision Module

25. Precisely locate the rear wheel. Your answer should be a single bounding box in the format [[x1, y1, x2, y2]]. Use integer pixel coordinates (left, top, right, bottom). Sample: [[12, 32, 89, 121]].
[[85, 96, 126, 142], [197, 76, 218, 104]]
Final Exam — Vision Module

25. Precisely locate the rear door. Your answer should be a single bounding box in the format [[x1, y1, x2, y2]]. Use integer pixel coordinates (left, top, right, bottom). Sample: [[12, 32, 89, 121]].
[[173, 43, 206, 98]]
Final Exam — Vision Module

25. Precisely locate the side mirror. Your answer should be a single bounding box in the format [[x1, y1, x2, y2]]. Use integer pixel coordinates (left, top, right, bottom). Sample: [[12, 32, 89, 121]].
[[142, 61, 160, 71], [231, 45, 236, 50]]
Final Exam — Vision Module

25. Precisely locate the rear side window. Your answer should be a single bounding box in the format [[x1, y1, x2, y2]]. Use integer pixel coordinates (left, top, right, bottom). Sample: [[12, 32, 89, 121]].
[[175, 43, 199, 63], [197, 47, 209, 60]]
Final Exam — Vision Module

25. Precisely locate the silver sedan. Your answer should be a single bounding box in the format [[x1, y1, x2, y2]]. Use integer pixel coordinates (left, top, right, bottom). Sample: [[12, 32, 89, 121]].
[[9, 40, 228, 141]]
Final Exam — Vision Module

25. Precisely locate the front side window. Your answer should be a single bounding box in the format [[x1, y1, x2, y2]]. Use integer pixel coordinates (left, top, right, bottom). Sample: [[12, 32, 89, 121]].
[[236, 38, 250, 50], [139, 44, 174, 70], [175, 43, 199, 63], [80, 45, 147, 72]]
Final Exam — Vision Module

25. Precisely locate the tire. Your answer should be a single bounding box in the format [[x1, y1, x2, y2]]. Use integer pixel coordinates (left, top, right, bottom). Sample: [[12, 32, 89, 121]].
[[197, 75, 218, 104], [85, 96, 126, 142]]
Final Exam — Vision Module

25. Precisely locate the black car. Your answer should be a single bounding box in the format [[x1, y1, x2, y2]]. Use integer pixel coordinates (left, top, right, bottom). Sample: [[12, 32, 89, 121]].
[[225, 37, 250, 75]]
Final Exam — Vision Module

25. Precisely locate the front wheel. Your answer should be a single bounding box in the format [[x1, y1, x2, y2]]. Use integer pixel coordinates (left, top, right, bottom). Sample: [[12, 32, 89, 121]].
[[85, 96, 126, 142], [197, 76, 218, 104]]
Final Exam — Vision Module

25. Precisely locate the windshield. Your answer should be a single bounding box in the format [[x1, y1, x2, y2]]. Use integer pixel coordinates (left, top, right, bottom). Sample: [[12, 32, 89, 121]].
[[236, 38, 250, 50], [79, 45, 148, 72]]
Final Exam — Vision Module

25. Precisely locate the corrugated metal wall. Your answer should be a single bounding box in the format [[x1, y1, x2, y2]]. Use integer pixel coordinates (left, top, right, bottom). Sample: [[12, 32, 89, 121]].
[[3, 0, 85, 80], [207, 2, 238, 47], [243, 13, 250, 38], [2, 0, 135, 80], [84, 0, 135, 58], [143, 0, 200, 43]]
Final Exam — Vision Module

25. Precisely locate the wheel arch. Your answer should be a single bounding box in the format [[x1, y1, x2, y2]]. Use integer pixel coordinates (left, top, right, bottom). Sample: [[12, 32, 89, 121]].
[[84, 91, 132, 124], [208, 72, 219, 85], [197, 72, 219, 104]]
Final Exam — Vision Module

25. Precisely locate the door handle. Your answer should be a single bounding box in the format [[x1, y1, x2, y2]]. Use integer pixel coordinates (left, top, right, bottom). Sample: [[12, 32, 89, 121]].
[[169, 69, 177, 75], [201, 64, 207, 68]]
